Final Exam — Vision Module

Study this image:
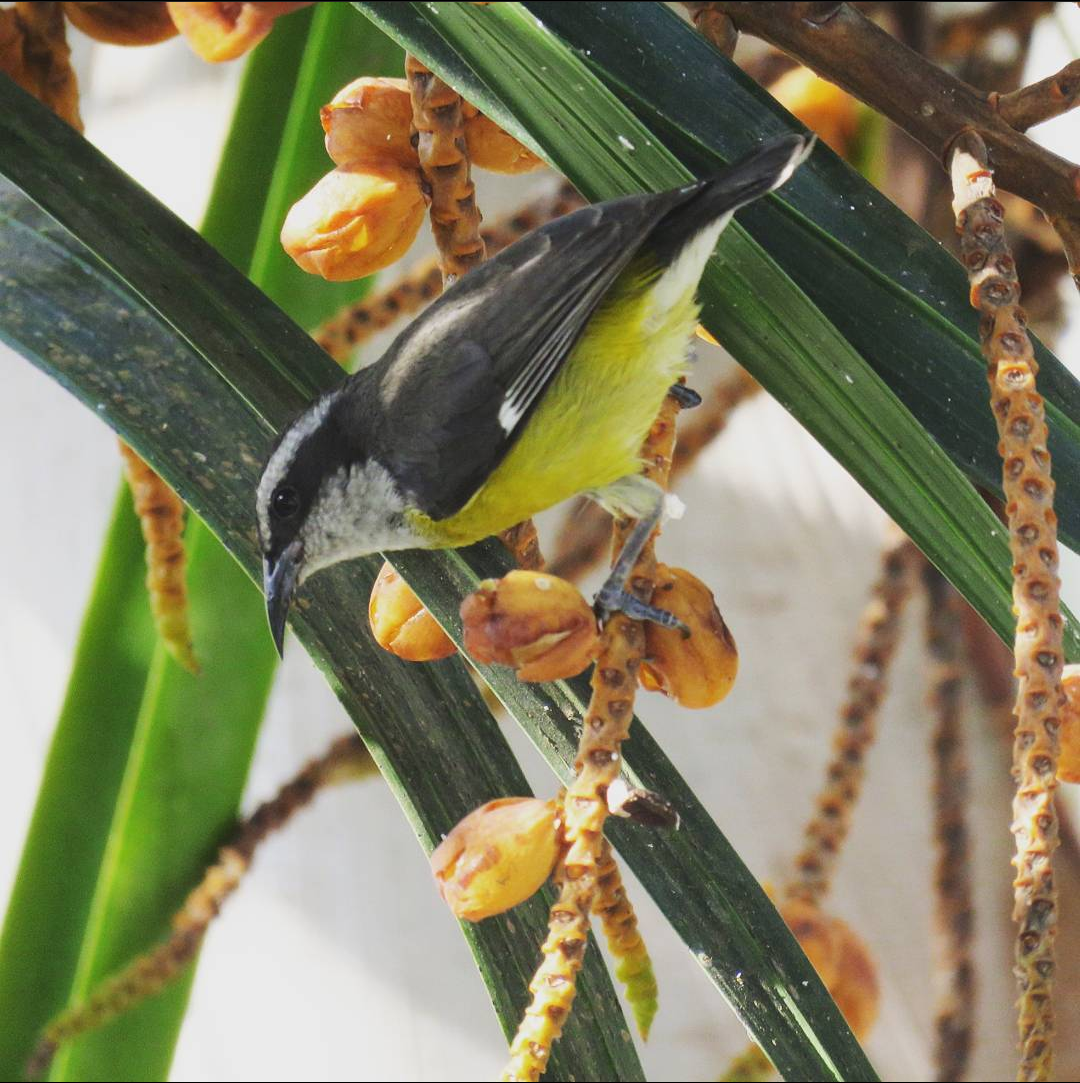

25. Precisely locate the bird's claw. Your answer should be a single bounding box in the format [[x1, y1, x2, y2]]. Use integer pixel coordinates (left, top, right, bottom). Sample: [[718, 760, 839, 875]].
[[668, 383, 702, 409], [594, 587, 690, 636]]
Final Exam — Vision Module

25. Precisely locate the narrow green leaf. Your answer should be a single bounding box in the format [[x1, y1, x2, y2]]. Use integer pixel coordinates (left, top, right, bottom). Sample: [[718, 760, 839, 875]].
[[0, 15, 318, 1076], [2, 25, 868, 1082], [0, 43, 642, 1080], [0, 491, 154, 1080]]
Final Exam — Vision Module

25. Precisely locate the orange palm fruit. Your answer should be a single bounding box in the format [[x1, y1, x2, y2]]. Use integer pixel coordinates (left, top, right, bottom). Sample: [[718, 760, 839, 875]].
[[368, 562, 456, 663], [431, 797, 561, 921]]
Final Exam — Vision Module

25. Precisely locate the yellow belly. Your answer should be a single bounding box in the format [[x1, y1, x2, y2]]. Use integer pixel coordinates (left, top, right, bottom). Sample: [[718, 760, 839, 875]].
[[409, 269, 700, 547]]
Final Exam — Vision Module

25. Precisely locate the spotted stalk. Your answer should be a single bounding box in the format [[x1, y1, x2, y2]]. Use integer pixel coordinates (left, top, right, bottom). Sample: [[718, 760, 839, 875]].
[[502, 392, 681, 1080], [405, 53, 485, 283], [950, 130, 1063, 1083], [922, 562, 975, 1083], [27, 734, 373, 1078], [786, 527, 920, 905], [593, 838, 657, 1040]]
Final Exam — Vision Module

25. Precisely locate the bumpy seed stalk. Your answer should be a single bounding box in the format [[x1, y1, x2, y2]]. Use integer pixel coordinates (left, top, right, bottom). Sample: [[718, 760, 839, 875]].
[[312, 184, 583, 364], [950, 130, 1063, 1083], [499, 517, 545, 573], [786, 527, 920, 906], [405, 53, 485, 283], [720, 1043, 775, 1083], [550, 365, 760, 582], [27, 734, 373, 1078], [922, 562, 976, 1083], [118, 441, 199, 673], [502, 393, 681, 1081], [593, 838, 657, 1040]]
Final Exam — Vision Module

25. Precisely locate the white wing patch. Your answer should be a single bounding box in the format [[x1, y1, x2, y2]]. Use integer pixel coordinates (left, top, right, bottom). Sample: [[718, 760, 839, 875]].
[[497, 316, 580, 434], [379, 287, 492, 406]]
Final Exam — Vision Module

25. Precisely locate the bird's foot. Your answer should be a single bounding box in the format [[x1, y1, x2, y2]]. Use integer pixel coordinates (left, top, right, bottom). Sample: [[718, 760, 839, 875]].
[[594, 585, 690, 636], [668, 383, 702, 409]]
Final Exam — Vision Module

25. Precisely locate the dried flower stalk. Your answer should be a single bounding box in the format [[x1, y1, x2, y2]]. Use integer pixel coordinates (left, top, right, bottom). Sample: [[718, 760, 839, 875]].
[[314, 261, 441, 362], [786, 527, 920, 906], [404, 54, 485, 283], [27, 734, 373, 1078], [312, 184, 583, 363], [502, 392, 681, 1081], [118, 441, 199, 674], [593, 838, 657, 1040], [923, 562, 975, 1083], [951, 130, 1064, 1083]]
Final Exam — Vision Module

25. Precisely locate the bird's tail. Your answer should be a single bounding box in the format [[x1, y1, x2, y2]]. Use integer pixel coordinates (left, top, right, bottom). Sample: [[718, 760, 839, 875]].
[[647, 133, 815, 265]]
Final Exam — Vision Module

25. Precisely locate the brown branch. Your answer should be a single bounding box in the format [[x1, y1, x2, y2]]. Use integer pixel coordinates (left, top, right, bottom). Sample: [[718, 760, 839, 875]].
[[923, 563, 975, 1083], [27, 734, 374, 1078], [681, 2, 738, 57], [785, 527, 920, 906], [713, 2, 1080, 286], [502, 393, 682, 1080], [950, 130, 1063, 1083], [995, 60, 1080, 133]]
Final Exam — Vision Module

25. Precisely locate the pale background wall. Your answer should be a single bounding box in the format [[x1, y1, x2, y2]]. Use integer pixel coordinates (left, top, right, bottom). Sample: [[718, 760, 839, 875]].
[[3, 9, 1080, 1081]]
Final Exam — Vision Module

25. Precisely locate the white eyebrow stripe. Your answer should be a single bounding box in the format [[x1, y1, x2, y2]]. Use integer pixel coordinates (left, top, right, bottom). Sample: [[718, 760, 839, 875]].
[[257, 393, 335, 544]]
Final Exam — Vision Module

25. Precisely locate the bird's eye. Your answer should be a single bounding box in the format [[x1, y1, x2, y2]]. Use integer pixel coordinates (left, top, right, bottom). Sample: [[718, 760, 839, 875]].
[[271, 486, 301, 520]]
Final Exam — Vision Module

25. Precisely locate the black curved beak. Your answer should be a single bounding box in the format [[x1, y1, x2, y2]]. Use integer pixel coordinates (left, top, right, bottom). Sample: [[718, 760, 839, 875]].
[[264, 539, 303, 658]]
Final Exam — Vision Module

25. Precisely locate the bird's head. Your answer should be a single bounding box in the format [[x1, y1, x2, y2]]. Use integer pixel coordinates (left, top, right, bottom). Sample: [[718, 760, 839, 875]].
[[256, 390, 411, 656]]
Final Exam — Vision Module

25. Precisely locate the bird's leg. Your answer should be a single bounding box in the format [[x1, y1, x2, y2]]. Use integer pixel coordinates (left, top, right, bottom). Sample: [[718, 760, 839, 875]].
[[667, 383, 701, 409], [594, 494, 689, 635]]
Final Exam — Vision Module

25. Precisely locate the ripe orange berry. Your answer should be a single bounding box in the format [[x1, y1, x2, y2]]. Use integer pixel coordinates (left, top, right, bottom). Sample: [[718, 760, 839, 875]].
[[460, 570, 600, 682], [280, 156, 425, 281], [368, 562, 456, 663], [639, 565, 738, 708], [322, 76, 417, 169], [431, 797, 561, 921], [1057, 664, 1080, 782]]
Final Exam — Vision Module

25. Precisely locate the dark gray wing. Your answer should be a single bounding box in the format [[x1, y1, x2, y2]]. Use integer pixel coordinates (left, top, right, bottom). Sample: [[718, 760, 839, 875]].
[[354, 188, 696, 521]]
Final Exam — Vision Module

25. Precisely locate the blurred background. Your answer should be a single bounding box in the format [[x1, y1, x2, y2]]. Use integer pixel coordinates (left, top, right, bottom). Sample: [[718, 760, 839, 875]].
[[3, 3, 1080, 1080]]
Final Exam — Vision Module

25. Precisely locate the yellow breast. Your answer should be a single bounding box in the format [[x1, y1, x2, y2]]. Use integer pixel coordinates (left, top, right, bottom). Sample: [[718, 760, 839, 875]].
[[409, 265, 701, 547]]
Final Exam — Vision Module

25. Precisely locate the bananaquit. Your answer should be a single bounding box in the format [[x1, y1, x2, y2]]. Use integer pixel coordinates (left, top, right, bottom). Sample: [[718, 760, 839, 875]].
[[258, 134, 813, 655]]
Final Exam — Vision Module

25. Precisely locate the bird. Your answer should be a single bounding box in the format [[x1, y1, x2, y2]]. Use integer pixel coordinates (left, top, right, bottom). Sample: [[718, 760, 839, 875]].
[[257, 133, 814, 655]]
